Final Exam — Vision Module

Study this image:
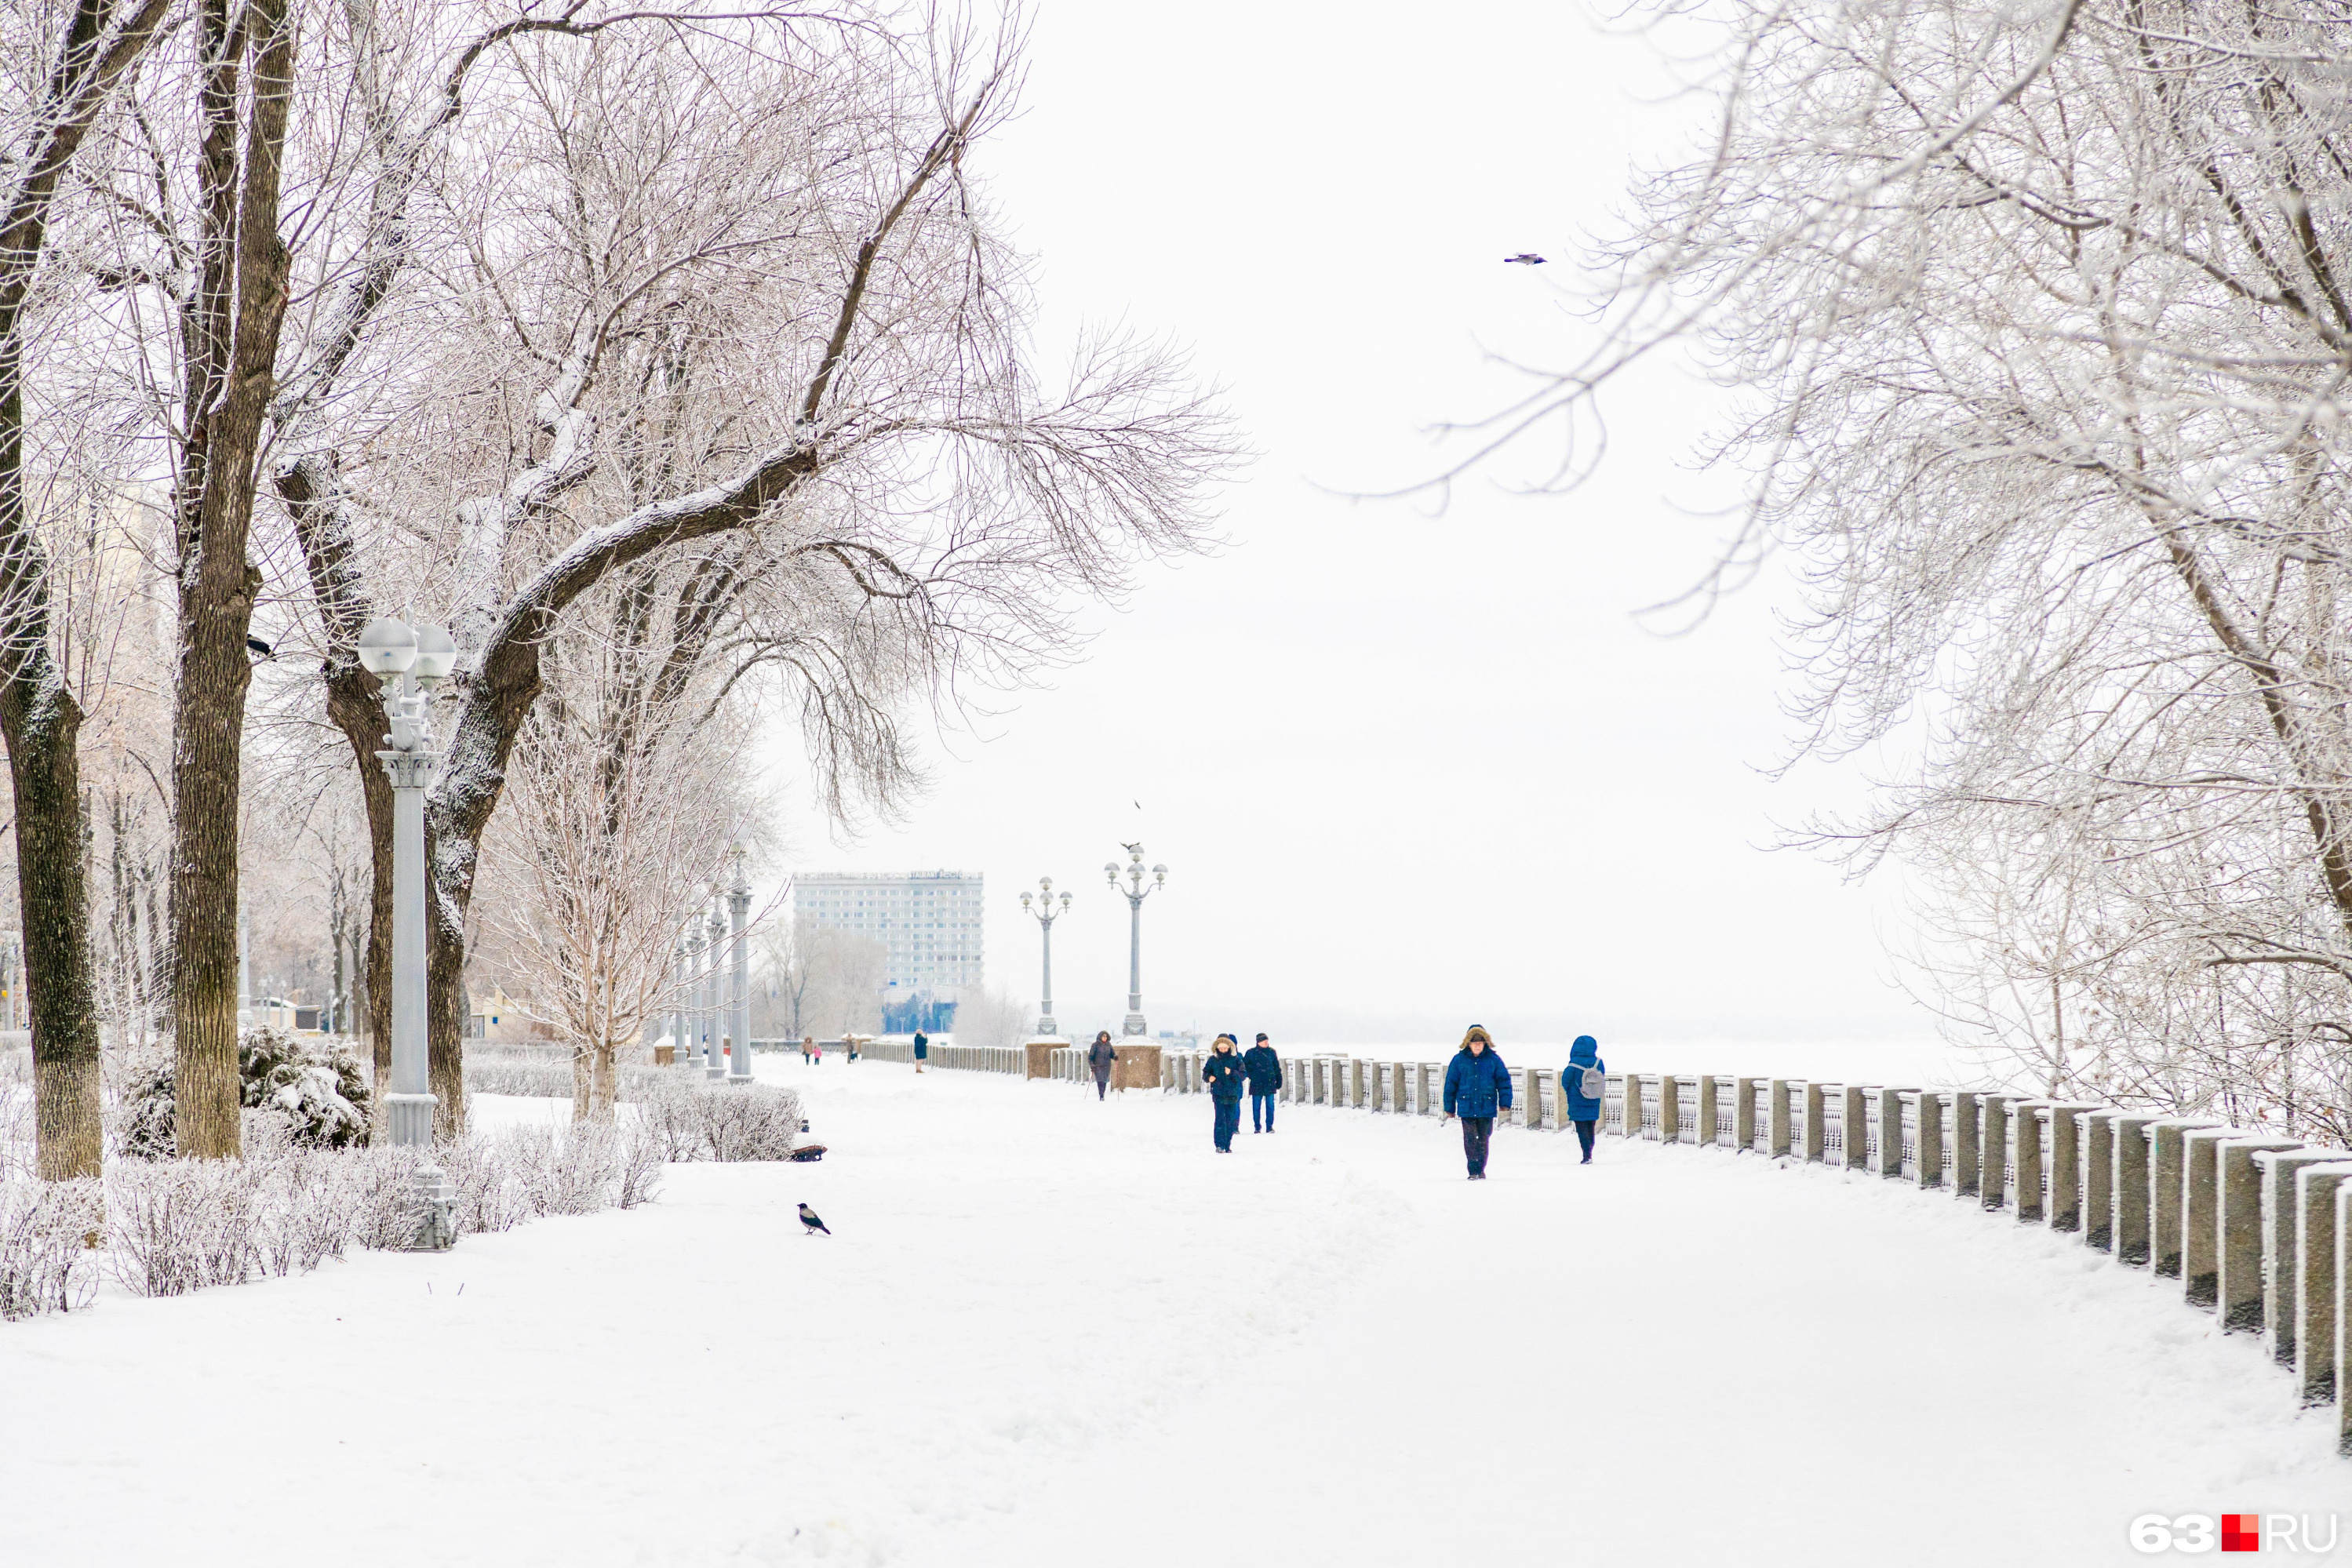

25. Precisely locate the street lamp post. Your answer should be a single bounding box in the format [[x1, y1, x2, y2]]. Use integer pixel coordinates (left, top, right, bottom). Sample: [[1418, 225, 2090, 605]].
[[685, 926, 706, 1071], [1019, 877, 1071, 1036], [671, 935, 688, 1067], [1104, 846, 1168, 1037], [357, 616, 460, 1251], [726, 850, 753, 1084], [705, 902, 728, 1081]]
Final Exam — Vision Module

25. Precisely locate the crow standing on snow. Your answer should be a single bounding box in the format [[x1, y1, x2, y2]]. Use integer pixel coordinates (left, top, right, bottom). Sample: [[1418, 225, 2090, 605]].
[[1504, 253, 1546, 265], [797, 1202, 831, 1237]]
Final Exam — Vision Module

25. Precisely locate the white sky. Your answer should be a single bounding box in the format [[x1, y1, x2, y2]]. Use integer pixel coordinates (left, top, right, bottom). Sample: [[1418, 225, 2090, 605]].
[[757, 0, 1940, 1050]]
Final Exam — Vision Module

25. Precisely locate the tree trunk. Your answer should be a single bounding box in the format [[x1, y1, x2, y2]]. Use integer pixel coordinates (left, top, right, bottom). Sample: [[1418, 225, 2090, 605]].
[[2, 679, 100, 1181], [591, 1039, 616, 1122], [168, 0, 296, 1160], [570, 1044, 591, 1122]]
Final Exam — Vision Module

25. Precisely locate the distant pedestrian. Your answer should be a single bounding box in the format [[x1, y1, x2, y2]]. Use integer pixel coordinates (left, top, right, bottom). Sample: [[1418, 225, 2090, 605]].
[[801, 1034, 814, 1064], [1087, 1031, 1119, 1100], [1243, 1032, 1283, 1133], [810, 1039, 821, 1064], [1564, 1035, 1605, 1163], [1441, 1024, 1513, 1180], [1203, 1035, 1246, 1151], [913, 1030, 929, 1074]]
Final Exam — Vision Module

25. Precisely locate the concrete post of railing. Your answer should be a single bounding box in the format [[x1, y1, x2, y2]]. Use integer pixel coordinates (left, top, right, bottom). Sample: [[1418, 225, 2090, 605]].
[[2265, 1151, 2341, 1368], [1526, 1068, 1544, 1130], [2184, 1127, 2241, 1308], [2010, 1101, 2051, 1223], [1659, 1075, 1681, 1143], [2114, 1115, 2162, 1265], [1695, 1075, 1718, 1149], [1978, 1095, 2016, 1213], [1874, 1088, 1906, 1179], [1803, 1082, 1825, 1163], [2152, 1119, 2223, 1280], [1951, 1091, 1980, 1199], [2083, 1112, 2117, 1250], [1767, 1079, 1790, 1158], [2294, 1162, 2352, 1406], [1735, 1078, 1760, 1151], [2339, 1186, 2352, 1456], [2217, 1138, 2300, 1333], [2047, 1105, 2099, 1231], [1832, 1085, 1864, 1173], [1915, 1090, 1944, 1188]]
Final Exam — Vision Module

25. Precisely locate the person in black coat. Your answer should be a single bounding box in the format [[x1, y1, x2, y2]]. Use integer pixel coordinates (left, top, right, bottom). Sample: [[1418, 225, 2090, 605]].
[[912, 1030, 928, 1074], [1087, 1031, 1119, 1100], [1242, 1033, 1283, 1133], [1202, 1035, 1246, 1151]]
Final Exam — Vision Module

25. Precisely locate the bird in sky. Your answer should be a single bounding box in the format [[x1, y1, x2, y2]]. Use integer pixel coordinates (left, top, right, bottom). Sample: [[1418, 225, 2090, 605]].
[[1504, 253, 1546, 265], [797, 1202, 831, 1237]]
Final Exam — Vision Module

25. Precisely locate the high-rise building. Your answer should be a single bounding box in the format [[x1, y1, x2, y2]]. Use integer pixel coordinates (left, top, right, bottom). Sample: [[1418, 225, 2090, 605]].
[[793, 871, 983, 1031]]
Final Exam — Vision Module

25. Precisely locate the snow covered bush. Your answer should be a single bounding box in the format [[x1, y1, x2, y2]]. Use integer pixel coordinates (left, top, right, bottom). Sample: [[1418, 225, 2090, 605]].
[[106, 1159, 262, 1297], [0, 1048, 33, 1183], [464, 1046, 665, 1103], [115, 1032, 371, 1160], [0, 1179, 104, 1319], [635, 1075, 801, 1162]]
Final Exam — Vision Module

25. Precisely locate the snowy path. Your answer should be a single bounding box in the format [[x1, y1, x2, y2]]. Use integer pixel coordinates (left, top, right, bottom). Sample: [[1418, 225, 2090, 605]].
[[4, 1060, 2345, 1567]]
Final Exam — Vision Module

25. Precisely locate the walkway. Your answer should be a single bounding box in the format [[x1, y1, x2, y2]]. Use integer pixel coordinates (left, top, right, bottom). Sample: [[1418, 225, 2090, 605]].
[[2, 1060, 2341, 1567]]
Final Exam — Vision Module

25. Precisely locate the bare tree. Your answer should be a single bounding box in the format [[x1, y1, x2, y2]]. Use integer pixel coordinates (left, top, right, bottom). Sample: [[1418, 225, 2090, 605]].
[[1451, 0, 2352, 1136], [0, 0, 174, 1179]]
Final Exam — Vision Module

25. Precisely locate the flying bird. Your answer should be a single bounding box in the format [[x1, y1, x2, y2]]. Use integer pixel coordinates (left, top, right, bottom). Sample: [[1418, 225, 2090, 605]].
[[1121, 841, 1143, 856], [1504, 253, 1546, 265], [797, 1202, 831, 1237]]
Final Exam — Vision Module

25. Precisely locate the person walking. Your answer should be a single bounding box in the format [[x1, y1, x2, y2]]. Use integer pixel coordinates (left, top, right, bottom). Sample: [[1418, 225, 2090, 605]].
[[801, 1035, 813, 1064], [810, 1039, 821, 1064], [1243, 1032, 1283, 1133], [1087, 1030, 1118, 1101], [1564, 1035, 1605, 1163], [1203, 1035, 1246, 1152], [913, 1030, 928, 1074], [1440, 1024, 1513, 1180]]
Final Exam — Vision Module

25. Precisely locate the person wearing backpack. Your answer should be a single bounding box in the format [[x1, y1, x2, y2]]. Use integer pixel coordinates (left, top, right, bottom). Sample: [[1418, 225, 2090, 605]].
[[1440, 1024, 1513, 1179], [1564, 1035, 1606, 1163]]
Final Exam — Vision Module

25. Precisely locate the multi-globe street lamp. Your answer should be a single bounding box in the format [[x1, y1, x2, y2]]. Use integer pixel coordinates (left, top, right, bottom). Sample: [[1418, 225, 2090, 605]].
[[1020, 877, 1071, 1036], [1104, 845, 1167, 1037], [356, 615, 459, 1250]]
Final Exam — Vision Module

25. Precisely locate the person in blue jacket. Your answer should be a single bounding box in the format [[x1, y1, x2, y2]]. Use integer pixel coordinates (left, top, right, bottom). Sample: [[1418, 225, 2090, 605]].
[[1440, 1024, 1513, 1179], [1243, 1032, 1283, 1133], [1202, 1034, 1247, 1151], [912, 1031, 928, 1074], [1564, 1035, 1606, 1164]]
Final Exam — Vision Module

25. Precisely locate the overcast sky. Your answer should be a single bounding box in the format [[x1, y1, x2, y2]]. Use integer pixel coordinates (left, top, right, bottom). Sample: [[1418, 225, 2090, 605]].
[[755, 0, 1941, 1051]]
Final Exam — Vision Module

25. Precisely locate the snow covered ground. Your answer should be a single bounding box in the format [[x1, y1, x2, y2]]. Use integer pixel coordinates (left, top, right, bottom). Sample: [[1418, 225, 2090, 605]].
[[5, 1057, 2346, 1567]]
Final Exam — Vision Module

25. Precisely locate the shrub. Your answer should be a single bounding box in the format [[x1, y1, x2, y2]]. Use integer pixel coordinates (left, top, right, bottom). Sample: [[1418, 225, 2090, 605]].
[[115, 1031, 373, 1159], [634, 1073, 801, 1162], [0, 1178, 103, 1319]]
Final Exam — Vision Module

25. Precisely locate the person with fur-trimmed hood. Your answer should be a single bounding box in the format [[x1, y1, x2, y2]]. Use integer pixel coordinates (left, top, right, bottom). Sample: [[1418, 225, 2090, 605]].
[[1201, 1034, 1247, 1151], [1441, 1024, 1513, 1180], [1087, 1031, 1119, 1100]]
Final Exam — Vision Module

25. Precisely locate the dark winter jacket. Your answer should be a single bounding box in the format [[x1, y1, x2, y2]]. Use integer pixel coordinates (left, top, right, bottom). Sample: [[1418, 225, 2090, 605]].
[[1202, 1049, 1247, 1101], [1242, 1044, 1283, 1094], [1087, 1039, 1118, 1075], [912, 1033, 929, 1060], [1443, 1047, 1513, 1120], [1564, 1035, 1606, 1123]]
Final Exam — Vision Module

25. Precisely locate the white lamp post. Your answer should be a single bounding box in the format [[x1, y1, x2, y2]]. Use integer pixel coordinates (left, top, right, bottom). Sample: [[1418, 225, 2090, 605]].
[[358, 616, 458, 1250], [1105, 846, 1168, 1037], [726, 849, 753, 1083], [1020, 877, 1070, 1036], [685, 925, 707, 1071], [705, 901, 727, 1081]]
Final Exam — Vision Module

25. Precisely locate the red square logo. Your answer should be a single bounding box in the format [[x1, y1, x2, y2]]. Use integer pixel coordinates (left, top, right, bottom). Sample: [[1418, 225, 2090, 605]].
[[2223, 1515, 2261, 1553]]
